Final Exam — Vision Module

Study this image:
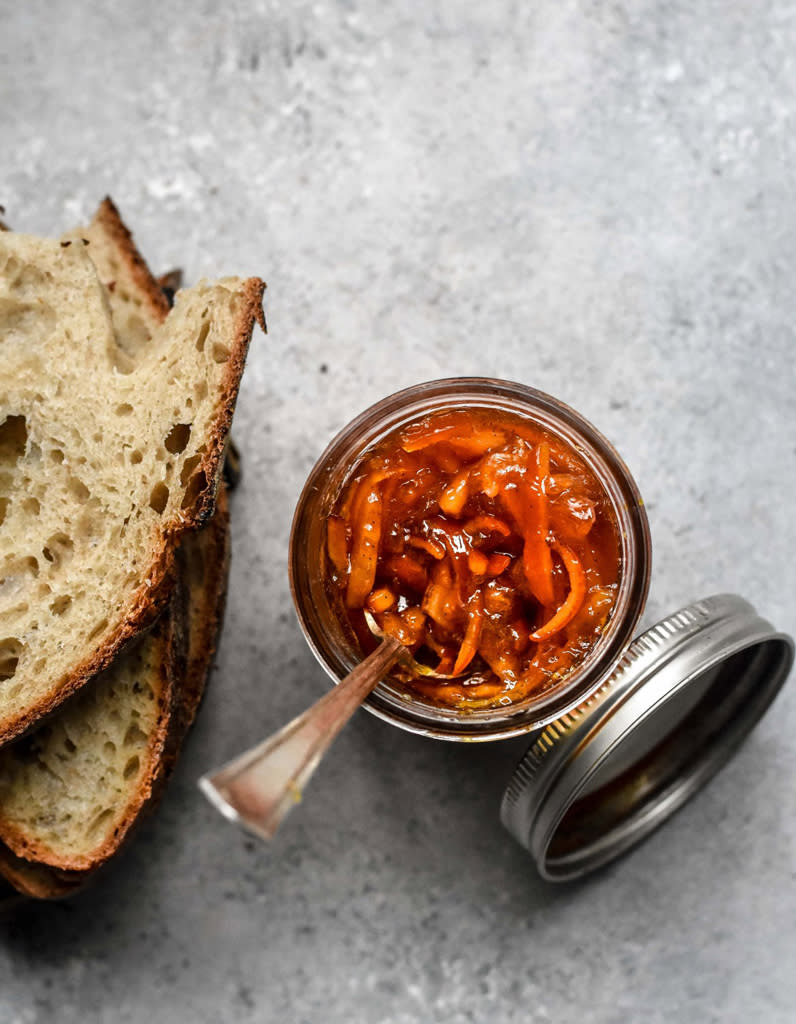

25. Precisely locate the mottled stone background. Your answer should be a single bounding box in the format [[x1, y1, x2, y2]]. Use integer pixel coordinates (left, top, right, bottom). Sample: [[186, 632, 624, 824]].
[[1, 1, 795, 1021]]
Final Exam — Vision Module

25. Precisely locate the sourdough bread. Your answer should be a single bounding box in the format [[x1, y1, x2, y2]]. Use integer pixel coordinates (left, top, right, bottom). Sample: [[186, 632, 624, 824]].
[[0, 230, 264, 743], [0, 487, 229, 878], [0, 582, 184, 871], [0, 200, 236, 889], [65, 196, 171, 355]]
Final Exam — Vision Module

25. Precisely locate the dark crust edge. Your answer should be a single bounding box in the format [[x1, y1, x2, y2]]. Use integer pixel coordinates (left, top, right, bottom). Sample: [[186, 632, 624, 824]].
[[91, 196, 171, 325], [0, 577, 186, 873], [172, 483, 231, 748], [0, 843, 85, 901], [0, 270, 264, 746], [186, 275, 266, 528]]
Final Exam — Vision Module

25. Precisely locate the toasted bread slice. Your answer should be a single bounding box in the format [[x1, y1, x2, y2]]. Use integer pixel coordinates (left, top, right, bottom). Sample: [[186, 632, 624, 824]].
[[0, 229, 263, 744]]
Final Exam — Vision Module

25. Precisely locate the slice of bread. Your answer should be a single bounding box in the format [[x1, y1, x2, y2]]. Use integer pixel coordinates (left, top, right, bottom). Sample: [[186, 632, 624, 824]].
[[0, 486, 230, 879], [171, 484, 231, 748], [0, 579, 185, 871], [0, 229, 264, 744], [0, 201, 235, 892], [65, 196, 172, 354]]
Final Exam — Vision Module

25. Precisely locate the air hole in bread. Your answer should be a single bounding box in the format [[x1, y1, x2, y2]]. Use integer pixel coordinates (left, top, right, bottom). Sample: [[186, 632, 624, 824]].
[[123, 723, 147, 748], [0, 414, 27, 464], [115, 403, 134, 416], [114, 351, 135, 375], [104, 741, 116, 757], [5, 261, 53, 294], [49, 448, 65, 465], [1, 555, 39, 587], [130, 449, 143, 465], [64, 737, 76, 754], [50, 595, 72, 616], [149, 482, 169, 515], [181, 469, 207, 510], [196, 320, 210, 352], [67, 475, 91, 503], [0, 297, 56, 340], [164, 423, 192, 455], [0, 638, 24, 681], [123, 756, 140, 780], [179, 453, 201, 486], [42, 533, 74, 567], [2, 255, 20, 279], [87, 807, 114, 839], [118, 314, 150, 359], [23, 496, 40, 515], [211, 342, 230, 364], [0, 497, 8, 527], [87, 618, 108, 641]]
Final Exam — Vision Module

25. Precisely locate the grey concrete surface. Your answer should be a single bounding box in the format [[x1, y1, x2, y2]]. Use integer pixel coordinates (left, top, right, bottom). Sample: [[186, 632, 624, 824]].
[[1, 1, 795, 1021]]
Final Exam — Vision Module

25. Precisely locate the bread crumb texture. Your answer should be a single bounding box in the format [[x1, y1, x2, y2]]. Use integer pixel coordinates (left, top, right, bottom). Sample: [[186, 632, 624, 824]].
[[0, 629, 167, 865]]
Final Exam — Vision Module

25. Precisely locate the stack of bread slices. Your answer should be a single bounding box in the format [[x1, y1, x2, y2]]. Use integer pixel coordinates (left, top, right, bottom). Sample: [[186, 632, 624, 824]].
[[0, 198, 264, 900]]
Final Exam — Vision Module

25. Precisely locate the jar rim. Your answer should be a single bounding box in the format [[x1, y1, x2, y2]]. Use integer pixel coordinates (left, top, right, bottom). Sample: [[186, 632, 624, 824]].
[[289, 377, 652, 741]]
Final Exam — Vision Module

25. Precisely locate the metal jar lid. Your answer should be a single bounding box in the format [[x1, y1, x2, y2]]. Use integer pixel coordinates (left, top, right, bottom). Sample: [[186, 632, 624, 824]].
[[500, 594, 794, 881]]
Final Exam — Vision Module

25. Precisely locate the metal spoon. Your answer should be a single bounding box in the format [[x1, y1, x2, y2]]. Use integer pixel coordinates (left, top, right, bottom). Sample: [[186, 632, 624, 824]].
[[198, 636, 404, 841]]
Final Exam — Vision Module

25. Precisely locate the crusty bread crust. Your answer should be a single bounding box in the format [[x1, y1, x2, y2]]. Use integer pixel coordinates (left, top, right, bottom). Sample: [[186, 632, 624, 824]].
[[190, 275, 265, 527], [88, 196, 171, 326], [175, 483, 231, 740], [0, 846, 83, 901]]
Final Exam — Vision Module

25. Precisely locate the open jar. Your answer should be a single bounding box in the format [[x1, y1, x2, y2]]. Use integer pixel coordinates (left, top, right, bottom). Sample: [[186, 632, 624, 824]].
[[289, 378, 651, 741], [288, 378, 793, 877]]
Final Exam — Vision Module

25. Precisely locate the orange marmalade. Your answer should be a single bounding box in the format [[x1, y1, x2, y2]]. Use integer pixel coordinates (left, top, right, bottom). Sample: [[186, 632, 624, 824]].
[[324, 407, 621, 710]]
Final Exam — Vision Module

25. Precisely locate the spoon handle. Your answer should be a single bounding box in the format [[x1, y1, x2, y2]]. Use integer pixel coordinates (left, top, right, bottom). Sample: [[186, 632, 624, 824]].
[[198, 636, 404, 841]]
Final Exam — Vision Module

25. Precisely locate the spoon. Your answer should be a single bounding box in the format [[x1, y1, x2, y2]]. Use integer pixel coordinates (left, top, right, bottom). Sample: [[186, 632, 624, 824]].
[[198, 635, 404, 841]]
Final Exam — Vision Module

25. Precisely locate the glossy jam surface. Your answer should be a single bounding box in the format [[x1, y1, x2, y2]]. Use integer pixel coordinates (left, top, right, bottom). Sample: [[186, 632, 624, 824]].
[[324, 407, 621, 710]]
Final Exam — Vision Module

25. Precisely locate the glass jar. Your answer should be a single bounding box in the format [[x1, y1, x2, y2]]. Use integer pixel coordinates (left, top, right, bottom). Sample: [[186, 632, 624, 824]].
[[289, 378, 652, 741]]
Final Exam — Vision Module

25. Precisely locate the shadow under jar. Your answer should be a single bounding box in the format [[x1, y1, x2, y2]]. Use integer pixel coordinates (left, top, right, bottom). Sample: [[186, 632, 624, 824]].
[[289, 378, 651, 741]]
